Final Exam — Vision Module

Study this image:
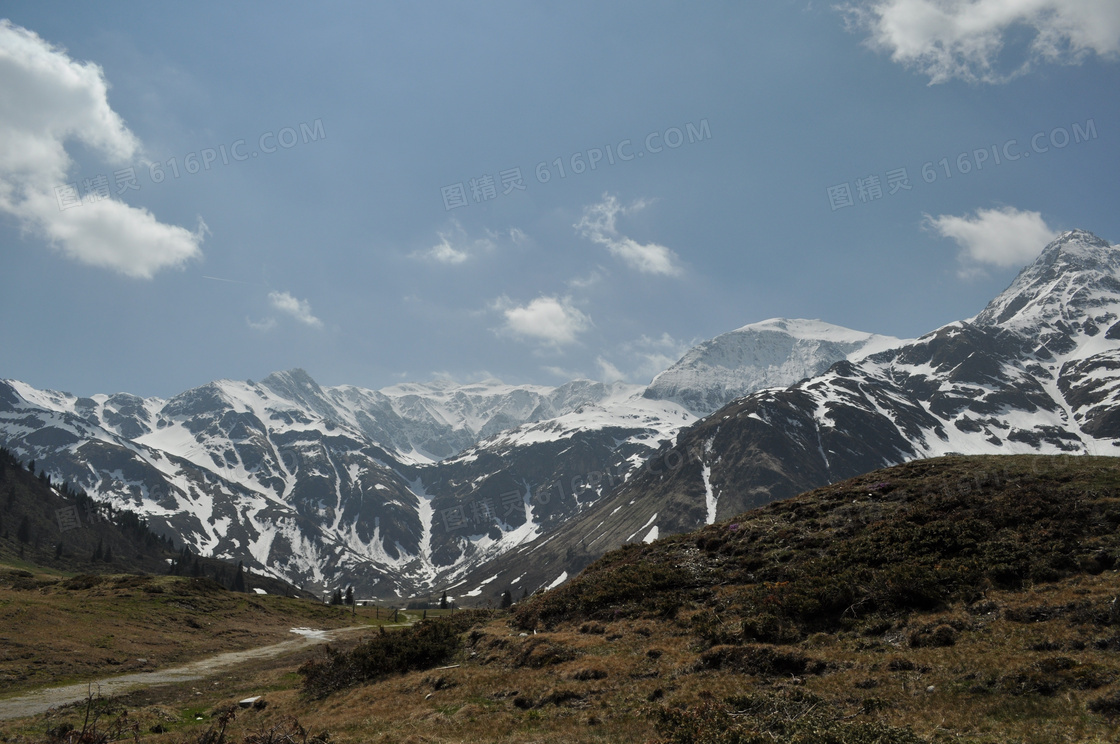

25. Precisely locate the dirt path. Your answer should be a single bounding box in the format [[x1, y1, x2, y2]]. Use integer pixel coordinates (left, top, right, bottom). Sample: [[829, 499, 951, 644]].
[[0, 625, 371, 721]]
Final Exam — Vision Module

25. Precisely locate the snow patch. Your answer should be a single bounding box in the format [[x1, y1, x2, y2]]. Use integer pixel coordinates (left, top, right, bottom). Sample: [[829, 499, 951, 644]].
[[545, 571, 568, 590]]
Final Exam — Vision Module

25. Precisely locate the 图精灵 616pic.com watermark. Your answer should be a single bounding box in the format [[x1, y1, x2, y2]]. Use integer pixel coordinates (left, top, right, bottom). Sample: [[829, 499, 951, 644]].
[[440, 118, 712, 211], [54, 119, 326, 211], [826, 118, 1099, 212]]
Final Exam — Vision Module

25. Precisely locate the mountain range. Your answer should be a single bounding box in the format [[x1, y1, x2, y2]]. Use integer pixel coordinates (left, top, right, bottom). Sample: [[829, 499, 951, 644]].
[[2, 229, 1117, 603]]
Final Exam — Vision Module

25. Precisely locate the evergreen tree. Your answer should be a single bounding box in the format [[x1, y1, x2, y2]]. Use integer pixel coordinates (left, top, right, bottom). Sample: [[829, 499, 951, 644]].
[[103, 545, 113, 563], [55, 541, 63, 559], [330, 588, 344, 605], [27, 459, 34, 473], [500, 589, 513, 609], [440, 591, 448, 610], [232, 562, 247, 592], [345, 585, 354, 606], [16, 516, 30, 544], [521, 588, 528, 601], [171, 546, 191, 576], [92, 539, 103, 562]]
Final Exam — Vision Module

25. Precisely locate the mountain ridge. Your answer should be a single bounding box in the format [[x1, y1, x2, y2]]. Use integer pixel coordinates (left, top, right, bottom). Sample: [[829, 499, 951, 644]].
[[0, 311, 877, 599], [4, 229, 1117, 603]]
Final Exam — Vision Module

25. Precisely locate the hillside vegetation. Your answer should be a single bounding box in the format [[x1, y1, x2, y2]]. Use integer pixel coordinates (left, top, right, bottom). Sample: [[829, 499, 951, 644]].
[[516, 454, 1120, 633]]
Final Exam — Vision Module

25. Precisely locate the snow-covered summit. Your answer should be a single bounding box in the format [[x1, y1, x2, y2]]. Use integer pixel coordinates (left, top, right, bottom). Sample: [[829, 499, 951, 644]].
[[975, 229, 1120, 333], [643, 318, 903, 415]]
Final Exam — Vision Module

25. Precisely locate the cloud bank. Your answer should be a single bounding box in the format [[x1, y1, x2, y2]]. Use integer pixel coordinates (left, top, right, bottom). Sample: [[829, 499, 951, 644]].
[[925, 206, 1058, 276], [0, 20, 203, 277], [493, 295, 591, 347], [843, 0, 1120, 83]]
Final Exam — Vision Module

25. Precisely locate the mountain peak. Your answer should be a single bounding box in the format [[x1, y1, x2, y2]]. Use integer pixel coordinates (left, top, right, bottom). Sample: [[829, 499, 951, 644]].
[[643, 318, 900, 416], [260, 368, 322, 393], [1033, 229, 1117, 274], [974, 229, 1120, 330], [257, 368, 337, 419]]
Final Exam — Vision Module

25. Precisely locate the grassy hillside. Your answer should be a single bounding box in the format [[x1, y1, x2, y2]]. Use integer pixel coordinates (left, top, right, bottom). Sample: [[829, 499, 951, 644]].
[[515, 454, 1120, 632], [5, 454, 1120, 743], [0, 570, 373, 697]]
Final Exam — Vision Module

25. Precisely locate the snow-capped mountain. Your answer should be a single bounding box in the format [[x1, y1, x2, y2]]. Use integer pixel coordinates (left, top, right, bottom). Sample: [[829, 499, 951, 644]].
[[0, 370, 673, 597], [0, 307, 884, 599], [13, 224, 1116, 606], [455, 229, 1120, 598], [644, 318, 901, 415]]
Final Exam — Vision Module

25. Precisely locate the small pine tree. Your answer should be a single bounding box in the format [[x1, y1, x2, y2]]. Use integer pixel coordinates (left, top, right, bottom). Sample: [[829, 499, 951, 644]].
[[16, 516, 30, 544], [500, 589, 513, 609], [232, 562, 247, 592], [330, 588, 343, 605], [92, 539, 103, 562], [521, 588, 528, 601], [440, 591, 448, 610], [345, 586, 354, 606]]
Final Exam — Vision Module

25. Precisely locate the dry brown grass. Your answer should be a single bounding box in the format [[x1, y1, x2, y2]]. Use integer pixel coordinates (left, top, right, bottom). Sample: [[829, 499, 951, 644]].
[[3, 571, 1120, 743], [0, 570, 379, 697]]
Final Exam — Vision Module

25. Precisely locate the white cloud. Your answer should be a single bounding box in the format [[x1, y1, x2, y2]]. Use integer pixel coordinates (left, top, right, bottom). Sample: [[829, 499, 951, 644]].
[[576, 194, 682, 276], [925, 206, 1058, 276], [623, 333, 695, 382], [842, 0, 1120, 83], [0, 20, 204, 277], [493, 295, 591, 346], [246, 316, 277, 332], [412, 221, 500, 265], [567, 268, 607, 290], [596, 357, 627, 383], [421, 233, 470, 264], [543, 365, 585, 379], [268, 291, 323, 328]]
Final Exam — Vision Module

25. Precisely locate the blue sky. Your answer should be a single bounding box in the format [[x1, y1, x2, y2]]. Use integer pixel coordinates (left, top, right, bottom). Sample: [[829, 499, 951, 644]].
[[1, 2, 1118, 397]]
